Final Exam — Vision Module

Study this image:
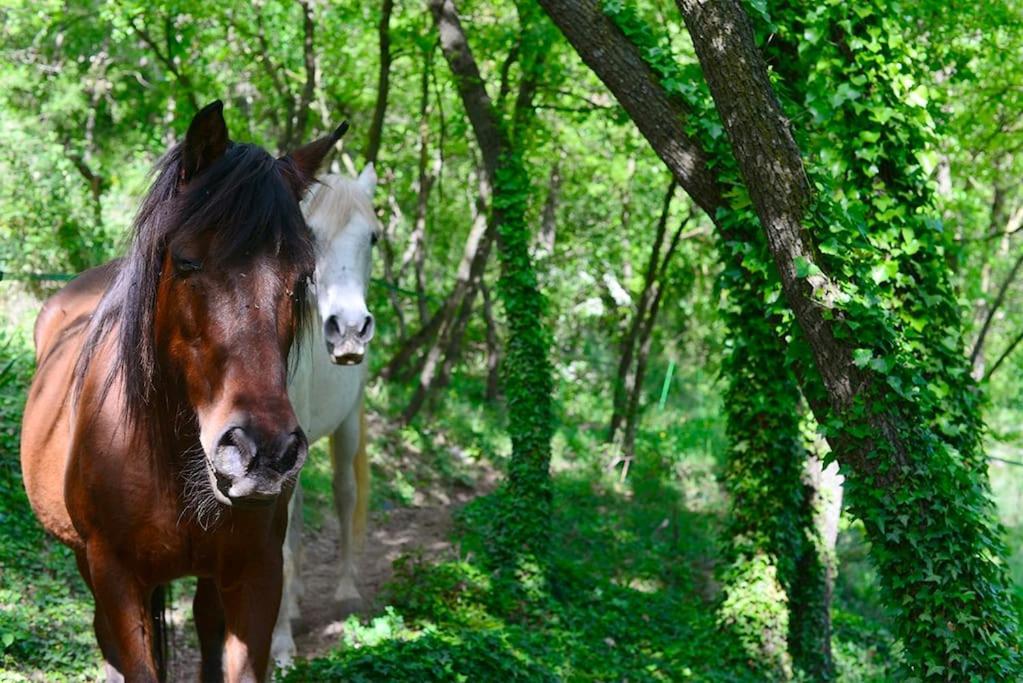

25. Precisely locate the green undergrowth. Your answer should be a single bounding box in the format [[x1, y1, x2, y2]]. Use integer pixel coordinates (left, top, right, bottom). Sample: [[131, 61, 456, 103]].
[[286, 410, 895, 682], [286, 453, 746, 681], [0, 330, 100, 681]]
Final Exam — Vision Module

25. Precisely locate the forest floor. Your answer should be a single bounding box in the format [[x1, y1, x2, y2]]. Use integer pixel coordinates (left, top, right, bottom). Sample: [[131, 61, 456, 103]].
[[168, 416, 502, 681]]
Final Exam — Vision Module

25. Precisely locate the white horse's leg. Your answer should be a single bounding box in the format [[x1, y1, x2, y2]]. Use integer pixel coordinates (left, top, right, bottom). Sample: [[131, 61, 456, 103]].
[[286, 482, 305, 616], [331, 409, 364, 606], [270, 484, 303, 669]]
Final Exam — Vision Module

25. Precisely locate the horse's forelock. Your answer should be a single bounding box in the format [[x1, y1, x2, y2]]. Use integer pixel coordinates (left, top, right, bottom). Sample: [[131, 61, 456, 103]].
[[74, 140, 316, 432], [302, 174, 378, 241]]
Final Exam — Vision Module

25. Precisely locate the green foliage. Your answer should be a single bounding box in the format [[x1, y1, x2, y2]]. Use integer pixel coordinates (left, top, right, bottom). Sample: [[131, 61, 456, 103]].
[[603, 3, 829, 678], [284, 626, 557, 683], [0, 330, 100, 681], [485, 12, 556, 585], [607, 0, 1023, 678]]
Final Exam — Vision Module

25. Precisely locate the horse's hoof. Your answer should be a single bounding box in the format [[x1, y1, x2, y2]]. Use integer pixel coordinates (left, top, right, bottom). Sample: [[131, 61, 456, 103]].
[[272, 651, 295, 671], [334, 580, 363, 603], [338, 595, 366, 615], [271, 637, 296, 670]]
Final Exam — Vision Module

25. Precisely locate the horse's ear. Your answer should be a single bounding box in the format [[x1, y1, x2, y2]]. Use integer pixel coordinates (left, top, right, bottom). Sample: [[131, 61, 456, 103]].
[[181, 100, 229, 185], [282, 121, 350, 196], [357, 163, 378, 197]]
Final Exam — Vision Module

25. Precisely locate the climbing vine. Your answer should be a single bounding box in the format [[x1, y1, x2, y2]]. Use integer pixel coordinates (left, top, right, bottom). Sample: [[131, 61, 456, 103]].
[[486, 3, 557, 591], [603, 3, 829, 678], [606, 0, 1021, 678]]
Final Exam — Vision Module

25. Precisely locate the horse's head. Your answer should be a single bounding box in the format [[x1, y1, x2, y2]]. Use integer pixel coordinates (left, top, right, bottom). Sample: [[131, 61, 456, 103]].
[[303, 166, 380, 365], [106, 102, 346, 507]]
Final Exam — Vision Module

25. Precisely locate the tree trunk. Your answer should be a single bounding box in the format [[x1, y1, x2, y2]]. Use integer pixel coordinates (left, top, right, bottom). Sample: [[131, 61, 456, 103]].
[[395, 172, 492, 420], [678, 0, 1020, 675], [400, 49, 438, 325], [365, 0, 393, 165], [788, 453, 842, 681], [622, 209, 690, 458], [534, 0, 722, 215], [429, 0, 553, 570], [381, 187, 493, 383], [536, 162, 561, 258], [291, 0, 316, 150], [381, 173, 408, 341], [970, 247, 1023, 377], [969, 186, 1006, 379], [609, 179, 676, 443]]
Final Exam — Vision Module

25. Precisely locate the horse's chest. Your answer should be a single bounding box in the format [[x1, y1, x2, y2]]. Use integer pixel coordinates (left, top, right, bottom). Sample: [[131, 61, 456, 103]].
[[289, 339, 365, 442]]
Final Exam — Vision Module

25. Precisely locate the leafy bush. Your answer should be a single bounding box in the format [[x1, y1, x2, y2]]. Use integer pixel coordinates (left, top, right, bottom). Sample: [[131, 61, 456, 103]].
[[0, 330, 100, 680], [284, 627, 557, 683]]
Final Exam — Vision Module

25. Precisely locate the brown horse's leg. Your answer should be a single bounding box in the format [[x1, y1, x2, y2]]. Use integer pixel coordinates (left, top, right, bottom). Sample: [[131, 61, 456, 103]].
[[219, 562, 282, 683], [86, 544, 160, 682], [194, 578, 226, 683], [75, 551, 127, 682]]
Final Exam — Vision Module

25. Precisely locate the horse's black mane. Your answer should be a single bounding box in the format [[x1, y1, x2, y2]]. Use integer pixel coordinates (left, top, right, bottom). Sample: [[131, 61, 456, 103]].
[[74, 141, 315, 430]]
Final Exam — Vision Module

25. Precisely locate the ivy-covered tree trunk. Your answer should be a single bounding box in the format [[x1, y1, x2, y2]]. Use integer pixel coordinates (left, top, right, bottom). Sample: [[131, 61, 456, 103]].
[[789, 452, 842, 680], [715, 211, 826, 679], [538, 2, 838, 672], [430, 0, 554, 571], [678, 0, 1022, 677]]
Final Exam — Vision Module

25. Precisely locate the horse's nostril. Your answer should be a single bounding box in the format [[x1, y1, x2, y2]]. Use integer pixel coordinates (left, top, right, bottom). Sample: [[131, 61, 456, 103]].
[[359, 314, 374, 339], [271, 432, 306, 474], [325, 315, 341, 340], [212, 426, 256, 475], [217, 427, 241, 451]]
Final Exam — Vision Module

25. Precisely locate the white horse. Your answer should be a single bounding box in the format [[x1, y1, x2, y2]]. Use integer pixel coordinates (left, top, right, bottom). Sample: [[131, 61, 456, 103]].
[[270, 165, 380, 667]]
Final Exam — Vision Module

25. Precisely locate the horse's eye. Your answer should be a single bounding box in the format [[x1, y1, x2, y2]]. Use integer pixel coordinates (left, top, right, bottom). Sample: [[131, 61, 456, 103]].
[[370, 231, 380, 246], [173, 254, 202, 274]]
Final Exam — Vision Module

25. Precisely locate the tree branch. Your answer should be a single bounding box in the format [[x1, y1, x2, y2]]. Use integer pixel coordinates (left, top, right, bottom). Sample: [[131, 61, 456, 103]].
[[365, 0, 394, 164], [536, 0, 722, 215], [127, 14, 200, 111]]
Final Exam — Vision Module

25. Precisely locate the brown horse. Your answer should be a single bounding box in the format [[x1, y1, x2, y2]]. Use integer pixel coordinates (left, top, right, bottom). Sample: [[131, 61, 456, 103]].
[[20, 101, 345, 682]]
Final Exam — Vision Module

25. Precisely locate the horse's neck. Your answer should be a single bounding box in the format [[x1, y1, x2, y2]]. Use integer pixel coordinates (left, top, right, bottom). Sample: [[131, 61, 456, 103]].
[[287, 302, 365, 443]]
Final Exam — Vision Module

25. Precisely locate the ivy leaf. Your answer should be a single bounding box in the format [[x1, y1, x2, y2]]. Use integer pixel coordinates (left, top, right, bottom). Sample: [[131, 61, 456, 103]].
[[794, 256, 822, 278], [853, 348, 874, 368]]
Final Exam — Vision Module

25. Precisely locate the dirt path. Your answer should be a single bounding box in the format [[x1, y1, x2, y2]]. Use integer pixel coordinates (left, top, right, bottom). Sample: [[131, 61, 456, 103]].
[[168, 468, 497, 680], [291, 501, 460, 659]]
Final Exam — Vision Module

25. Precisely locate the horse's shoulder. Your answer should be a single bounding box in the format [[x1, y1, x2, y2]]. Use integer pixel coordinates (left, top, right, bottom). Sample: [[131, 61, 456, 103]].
[[34, 260, 121, 359]]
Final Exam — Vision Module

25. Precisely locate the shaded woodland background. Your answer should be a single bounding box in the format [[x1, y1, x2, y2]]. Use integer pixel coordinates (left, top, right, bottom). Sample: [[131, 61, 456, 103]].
[[3, 0, 1023, 680]]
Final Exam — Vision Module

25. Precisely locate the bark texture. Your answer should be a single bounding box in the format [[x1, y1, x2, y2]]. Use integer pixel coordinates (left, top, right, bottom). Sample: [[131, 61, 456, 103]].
[[678, 0, 1021, 676], [535, 0, 722, 214], [365, 0, 394, 165]]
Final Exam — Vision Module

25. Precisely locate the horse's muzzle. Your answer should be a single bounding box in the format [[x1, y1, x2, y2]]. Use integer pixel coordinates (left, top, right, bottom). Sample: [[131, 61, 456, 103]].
[[324, 312, 373, 366], [328, 338, 366, 366], [208, 426, 308, 506]]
